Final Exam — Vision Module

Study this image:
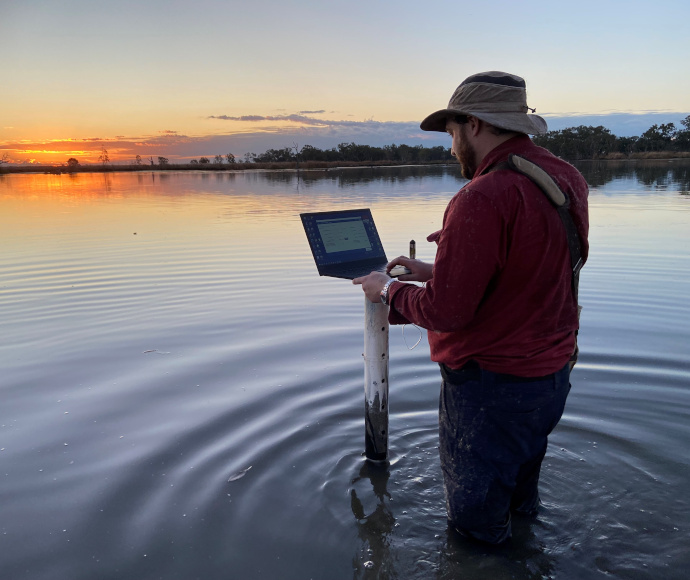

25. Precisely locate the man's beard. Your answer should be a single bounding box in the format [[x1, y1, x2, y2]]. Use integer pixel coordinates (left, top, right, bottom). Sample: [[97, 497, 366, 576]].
[[457, 129, 478, 179]]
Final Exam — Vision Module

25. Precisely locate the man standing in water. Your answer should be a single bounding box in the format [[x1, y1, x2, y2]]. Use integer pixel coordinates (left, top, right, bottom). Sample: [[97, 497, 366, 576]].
[[353, 71, 589, 544]]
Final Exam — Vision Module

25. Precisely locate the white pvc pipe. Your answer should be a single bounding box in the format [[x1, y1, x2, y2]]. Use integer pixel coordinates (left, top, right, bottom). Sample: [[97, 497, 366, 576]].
[[363, 298, 389, 461]]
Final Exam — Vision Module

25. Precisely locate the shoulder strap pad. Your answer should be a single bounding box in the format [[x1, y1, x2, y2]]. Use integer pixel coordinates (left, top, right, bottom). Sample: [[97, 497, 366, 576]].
[[507, 154, 567, 207]]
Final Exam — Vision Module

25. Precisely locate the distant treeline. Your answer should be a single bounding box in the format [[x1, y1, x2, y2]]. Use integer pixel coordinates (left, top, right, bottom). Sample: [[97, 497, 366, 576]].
[[248, 117, 690, 163], [3, 117, 690, 173], [248, 142, 454, 164], [533, 116, 690, 160]]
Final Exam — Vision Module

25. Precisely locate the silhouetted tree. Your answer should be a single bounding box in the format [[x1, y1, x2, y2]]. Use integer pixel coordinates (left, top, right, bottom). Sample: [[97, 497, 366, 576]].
[[299, 144, 341, 162], [98, 147, 110, 165], [534, 126, 617, 159], [674, 116, 690, 151], [637, 123, 676, 152], [339, 142, 369, 162], [190, 159, 199, 165], [0, 153, 9, 164], [254, 147, 295, 162], [300, 144, 325, 161], [292, 142, 302, 170], [226, 153, 236, 164], [615, 136, 638, 155], [66, 158, 79, 168], [199, 157, 210, 164], [158, 156, 169, 166], [214, 155, 224, 164], [135, 154, 142, 165]]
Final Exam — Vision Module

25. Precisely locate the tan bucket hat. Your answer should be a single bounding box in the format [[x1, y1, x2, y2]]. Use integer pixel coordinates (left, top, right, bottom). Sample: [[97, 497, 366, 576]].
[[420, 71, 548, 135]]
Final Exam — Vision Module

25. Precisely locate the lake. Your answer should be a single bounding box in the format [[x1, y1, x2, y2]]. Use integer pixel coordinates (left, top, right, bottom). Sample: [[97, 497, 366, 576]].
[[1, 161, 689, 580]]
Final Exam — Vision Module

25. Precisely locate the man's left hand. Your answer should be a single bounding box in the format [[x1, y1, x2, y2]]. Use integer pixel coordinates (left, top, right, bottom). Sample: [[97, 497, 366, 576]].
[[352, 271, 391, 303]]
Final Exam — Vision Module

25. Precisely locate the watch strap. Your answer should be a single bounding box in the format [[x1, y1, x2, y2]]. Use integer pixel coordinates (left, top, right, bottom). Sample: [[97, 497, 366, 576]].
[[380, 278, 397, 305]]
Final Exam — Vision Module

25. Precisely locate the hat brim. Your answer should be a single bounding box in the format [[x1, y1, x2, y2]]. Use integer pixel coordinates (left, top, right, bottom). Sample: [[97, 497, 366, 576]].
[[420, 108, 548, 136]]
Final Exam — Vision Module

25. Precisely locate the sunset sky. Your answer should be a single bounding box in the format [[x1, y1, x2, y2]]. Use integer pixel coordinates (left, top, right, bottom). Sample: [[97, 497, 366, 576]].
[[2, 0, 689, 164]]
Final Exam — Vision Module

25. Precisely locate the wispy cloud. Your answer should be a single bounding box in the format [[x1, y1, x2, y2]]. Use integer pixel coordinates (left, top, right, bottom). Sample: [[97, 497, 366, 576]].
[[208, 113, 351, 126], [208, 113, 405, 130]]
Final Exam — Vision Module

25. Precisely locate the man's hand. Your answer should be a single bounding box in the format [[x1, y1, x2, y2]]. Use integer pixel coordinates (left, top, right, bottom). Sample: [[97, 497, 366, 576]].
[[386, 257, 433, 282], [352, 271, 391, 303]]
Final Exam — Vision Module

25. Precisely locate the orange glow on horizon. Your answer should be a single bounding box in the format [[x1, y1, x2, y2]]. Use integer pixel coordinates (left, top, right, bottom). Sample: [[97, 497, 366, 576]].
[[0, 116, 367, 165]]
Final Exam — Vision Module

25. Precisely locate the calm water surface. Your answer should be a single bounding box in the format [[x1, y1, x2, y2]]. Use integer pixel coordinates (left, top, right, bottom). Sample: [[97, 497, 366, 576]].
[[1, 162, 689, 580]]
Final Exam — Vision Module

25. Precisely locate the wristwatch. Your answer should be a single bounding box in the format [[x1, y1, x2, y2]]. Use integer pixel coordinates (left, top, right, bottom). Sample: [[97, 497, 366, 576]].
[[380, 278, 398, 305]]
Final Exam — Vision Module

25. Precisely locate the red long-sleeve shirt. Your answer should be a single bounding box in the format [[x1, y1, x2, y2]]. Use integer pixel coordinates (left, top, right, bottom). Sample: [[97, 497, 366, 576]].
[[388, 135, 589, 376]]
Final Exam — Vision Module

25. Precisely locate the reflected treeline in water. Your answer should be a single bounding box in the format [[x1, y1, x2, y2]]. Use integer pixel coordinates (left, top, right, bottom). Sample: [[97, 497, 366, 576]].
[[254, 164, 464, 189], [4, 159, 689, 201], [574, 159, 690, 193], [255, 160, 690, 194]]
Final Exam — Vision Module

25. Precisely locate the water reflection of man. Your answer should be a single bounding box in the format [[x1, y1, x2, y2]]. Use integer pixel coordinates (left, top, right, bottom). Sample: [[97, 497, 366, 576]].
[[353, 71, 589, 544]]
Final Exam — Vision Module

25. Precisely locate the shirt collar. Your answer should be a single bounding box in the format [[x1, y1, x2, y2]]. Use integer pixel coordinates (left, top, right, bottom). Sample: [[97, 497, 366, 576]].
[[473, 134, 533, 178]]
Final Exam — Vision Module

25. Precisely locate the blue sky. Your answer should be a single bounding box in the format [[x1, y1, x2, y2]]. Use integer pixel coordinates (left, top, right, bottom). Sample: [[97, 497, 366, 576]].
[[2, 0, 689, 162]]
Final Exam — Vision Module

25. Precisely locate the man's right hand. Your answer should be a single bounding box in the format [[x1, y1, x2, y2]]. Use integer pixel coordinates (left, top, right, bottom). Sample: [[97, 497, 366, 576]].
[[386, 256, 433, 282]]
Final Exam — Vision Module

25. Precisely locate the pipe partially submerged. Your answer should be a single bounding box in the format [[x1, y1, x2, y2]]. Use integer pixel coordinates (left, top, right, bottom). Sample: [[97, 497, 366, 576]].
[[363, 299, 389, 461]]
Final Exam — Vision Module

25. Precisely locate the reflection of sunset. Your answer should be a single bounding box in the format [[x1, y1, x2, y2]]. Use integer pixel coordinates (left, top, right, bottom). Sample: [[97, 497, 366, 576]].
[[0, 171, 449, 252], [1, 174, 277, 253]]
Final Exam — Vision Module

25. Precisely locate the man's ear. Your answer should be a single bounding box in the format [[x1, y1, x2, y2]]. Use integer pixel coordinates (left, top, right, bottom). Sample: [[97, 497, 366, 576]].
[[467, 115, 482, 137]]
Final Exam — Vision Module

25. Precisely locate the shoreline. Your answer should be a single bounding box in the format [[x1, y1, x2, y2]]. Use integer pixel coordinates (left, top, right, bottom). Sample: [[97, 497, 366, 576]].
[[2, 152, 690, 175], [0, 159, 451, 175]]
